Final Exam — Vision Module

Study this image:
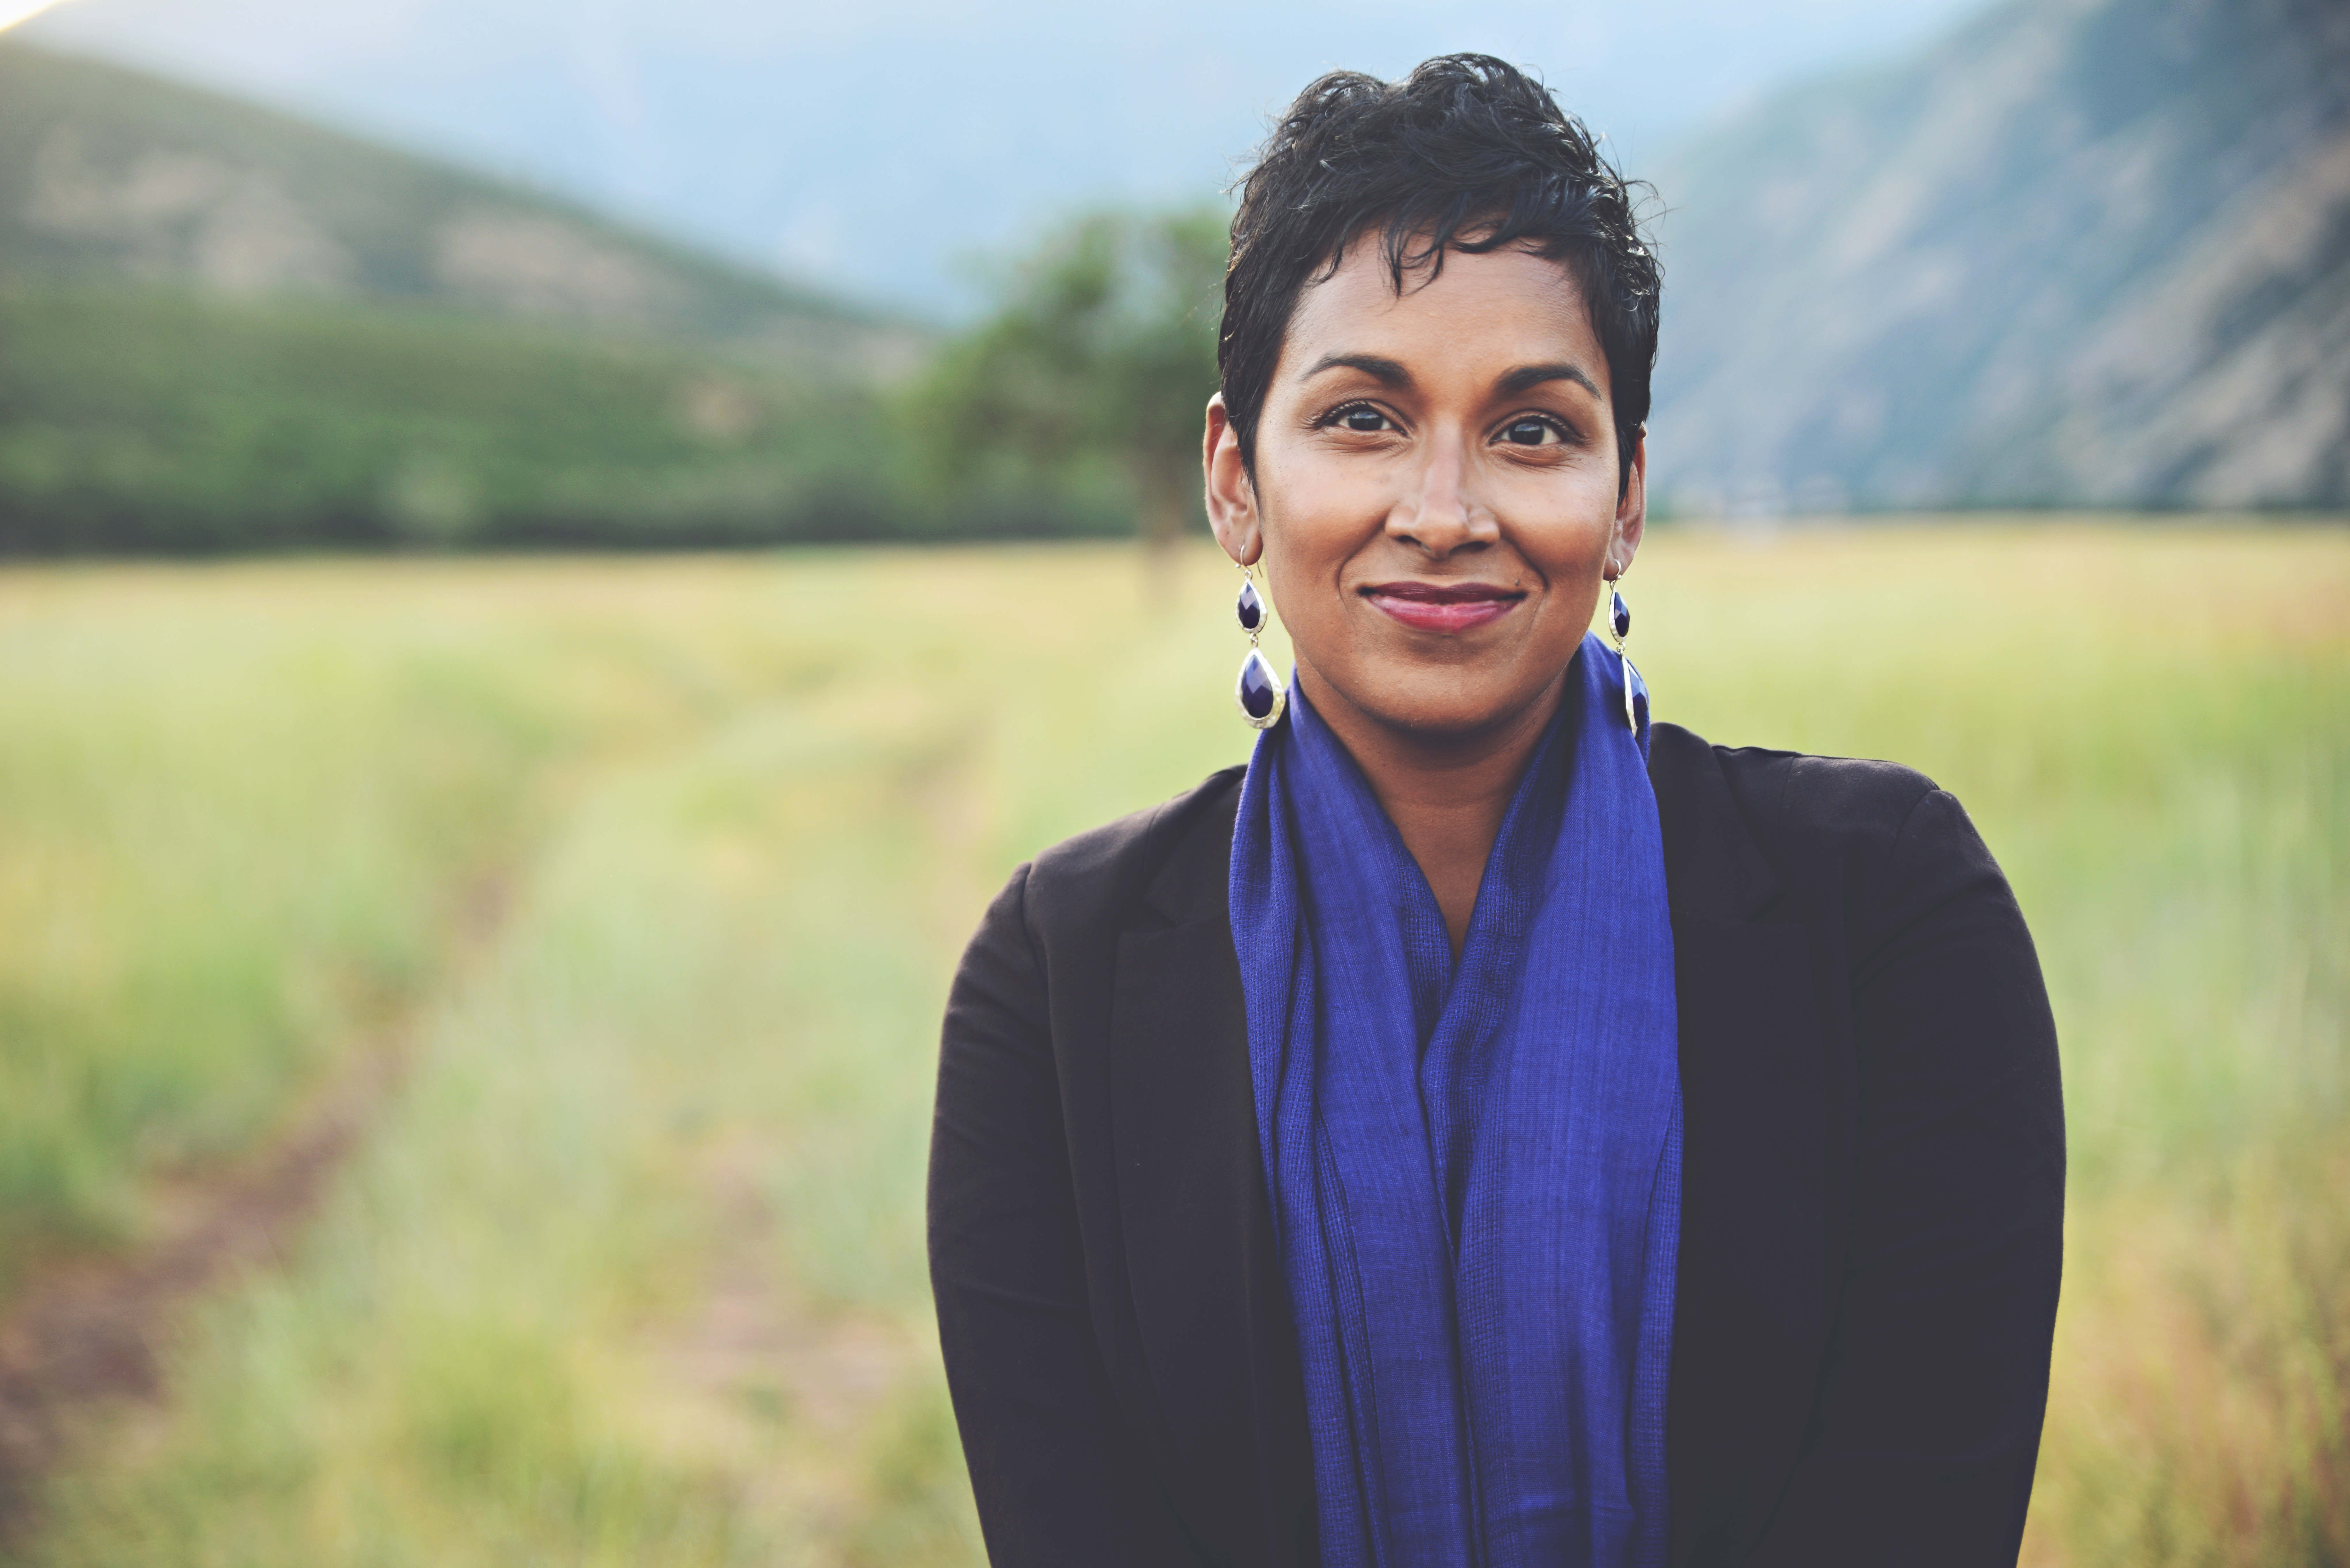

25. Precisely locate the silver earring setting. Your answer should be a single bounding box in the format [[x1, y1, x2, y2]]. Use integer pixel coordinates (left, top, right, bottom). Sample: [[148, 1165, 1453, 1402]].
[[1605, 572, 1644, 734], [1234, 565, 1285, 729]]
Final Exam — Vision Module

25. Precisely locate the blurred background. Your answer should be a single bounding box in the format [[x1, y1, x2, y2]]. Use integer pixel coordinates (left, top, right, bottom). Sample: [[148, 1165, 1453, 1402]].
[[0, 0, 2343, 1560]]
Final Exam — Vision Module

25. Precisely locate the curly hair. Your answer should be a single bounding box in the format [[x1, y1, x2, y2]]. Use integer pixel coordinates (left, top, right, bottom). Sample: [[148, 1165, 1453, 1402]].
[[1220, 54, 1661, 493]]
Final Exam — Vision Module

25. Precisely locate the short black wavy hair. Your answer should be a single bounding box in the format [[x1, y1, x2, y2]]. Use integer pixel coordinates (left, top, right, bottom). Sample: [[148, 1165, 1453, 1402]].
[[1220, 54, 1660, 493]]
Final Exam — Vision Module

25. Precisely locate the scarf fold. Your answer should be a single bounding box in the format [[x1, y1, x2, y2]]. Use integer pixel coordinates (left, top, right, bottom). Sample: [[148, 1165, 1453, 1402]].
[[1228, 634, 1682, 1568]]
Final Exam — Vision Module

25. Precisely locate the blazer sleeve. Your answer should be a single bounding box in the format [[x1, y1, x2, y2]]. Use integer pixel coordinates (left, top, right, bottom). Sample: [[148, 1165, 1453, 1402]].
[[1751, 788, 2066, 1565], [928, 865, 1205, 1567]]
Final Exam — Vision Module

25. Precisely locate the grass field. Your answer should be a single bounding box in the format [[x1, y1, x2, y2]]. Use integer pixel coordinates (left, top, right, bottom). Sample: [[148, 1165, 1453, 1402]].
[[1, 525, 2343, 1564]]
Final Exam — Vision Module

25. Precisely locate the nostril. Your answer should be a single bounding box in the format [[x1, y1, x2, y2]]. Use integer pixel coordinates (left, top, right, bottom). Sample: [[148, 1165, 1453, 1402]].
[[1386, 501, 1494, 557]]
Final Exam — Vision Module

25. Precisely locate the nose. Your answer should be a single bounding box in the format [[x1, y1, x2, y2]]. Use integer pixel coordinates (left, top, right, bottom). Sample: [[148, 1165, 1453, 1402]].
[[1385, 434, 1497, 558]]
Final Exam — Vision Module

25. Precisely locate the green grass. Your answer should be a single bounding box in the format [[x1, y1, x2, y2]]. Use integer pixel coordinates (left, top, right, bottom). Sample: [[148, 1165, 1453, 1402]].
[[3, 526, 2344, 1565]]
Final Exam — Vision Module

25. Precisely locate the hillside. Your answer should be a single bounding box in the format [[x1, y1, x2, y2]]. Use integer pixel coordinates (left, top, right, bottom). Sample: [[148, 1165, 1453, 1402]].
[[0, 43, 1055, 552], [1647, 0, 2350, 513], [0, 286, 923, 552], [0, 40, 918, 372]]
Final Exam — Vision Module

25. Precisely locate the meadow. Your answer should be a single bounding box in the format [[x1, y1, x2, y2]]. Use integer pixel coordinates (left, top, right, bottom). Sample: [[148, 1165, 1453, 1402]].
[[0, 525, 2342, 1564]]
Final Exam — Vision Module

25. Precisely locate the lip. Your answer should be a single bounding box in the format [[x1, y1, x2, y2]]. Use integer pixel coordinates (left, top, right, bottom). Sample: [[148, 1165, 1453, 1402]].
[[1360, 580, 1526, 634]]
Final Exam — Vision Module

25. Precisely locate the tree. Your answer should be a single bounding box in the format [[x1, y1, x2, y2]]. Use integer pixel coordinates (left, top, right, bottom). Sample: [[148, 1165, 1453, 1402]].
[[915, 207, 1227, 555]]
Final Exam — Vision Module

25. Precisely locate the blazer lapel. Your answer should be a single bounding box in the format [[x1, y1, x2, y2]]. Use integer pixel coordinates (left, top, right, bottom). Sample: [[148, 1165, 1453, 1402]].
[[1108, 787, 1316, 1568], [1650, 725, 1832, 1567]]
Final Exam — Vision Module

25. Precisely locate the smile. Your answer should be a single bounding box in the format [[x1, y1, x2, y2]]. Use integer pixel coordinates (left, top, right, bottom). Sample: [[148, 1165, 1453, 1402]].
[[1361, 580, 1527, 634]]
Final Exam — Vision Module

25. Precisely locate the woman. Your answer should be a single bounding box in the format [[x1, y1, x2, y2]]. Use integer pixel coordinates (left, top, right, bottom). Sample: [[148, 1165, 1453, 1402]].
[[929, 55, 2064, 1568]]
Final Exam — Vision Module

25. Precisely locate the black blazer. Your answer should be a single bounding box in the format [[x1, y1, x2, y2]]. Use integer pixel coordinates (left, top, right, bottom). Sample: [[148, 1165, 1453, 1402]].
[[929, 722, 2065, 1567]]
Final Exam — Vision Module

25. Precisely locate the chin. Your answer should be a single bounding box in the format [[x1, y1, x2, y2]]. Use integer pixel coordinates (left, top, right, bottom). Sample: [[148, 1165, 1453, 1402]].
[[1352, 674, 1528, 738]]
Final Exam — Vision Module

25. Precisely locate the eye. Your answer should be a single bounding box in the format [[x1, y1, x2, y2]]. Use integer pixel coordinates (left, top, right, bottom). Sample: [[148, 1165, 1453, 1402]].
[[1498, 416, 1566, 447], [1328, 403, 1394, 433]]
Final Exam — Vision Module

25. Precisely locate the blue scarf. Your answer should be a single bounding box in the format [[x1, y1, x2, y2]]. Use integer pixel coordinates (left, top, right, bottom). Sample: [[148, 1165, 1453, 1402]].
[[1228, 634, 1682, 1568]]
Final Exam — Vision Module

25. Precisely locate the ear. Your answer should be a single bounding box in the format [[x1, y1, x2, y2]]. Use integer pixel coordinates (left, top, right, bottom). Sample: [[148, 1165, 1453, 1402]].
[[1609, 430, 1648, 578], [1203, 393, 1263, 567]]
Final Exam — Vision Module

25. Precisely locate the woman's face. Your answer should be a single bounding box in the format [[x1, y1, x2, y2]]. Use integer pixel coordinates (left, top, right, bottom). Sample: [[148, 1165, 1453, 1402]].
[[1205, 241, 1644, 741]]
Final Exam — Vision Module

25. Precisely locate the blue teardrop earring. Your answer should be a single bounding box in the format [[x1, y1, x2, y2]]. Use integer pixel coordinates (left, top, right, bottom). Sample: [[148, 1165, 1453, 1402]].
[[1233, 564, 1285, 729], [1606, 569, 1645, 734]]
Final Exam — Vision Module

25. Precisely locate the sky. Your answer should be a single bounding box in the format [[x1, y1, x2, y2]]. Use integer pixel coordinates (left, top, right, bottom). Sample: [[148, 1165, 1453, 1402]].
[[17, 0, 1995, 316]]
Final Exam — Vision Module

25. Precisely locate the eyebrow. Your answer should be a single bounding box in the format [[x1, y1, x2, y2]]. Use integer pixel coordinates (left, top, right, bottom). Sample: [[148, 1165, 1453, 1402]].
[[1300, 352, 1603, 403], [1301, 351, 1411, 386], [1497, 362, 1603, 401]]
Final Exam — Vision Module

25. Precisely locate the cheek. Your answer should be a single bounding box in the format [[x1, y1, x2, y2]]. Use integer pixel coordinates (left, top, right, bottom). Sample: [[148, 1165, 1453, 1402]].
[[1545, 516, 1615, 576], [1503, 467, 1620, 571], [1257, 462, 1378, 585]]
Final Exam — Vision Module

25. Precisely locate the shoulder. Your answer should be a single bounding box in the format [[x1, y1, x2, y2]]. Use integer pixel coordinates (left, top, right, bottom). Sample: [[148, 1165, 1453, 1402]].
[[1016, 764, 1246, 940], [1649, 722, 2010, 942], [1666, 726, 1942, 863], [948, 764, 1245, 1045]]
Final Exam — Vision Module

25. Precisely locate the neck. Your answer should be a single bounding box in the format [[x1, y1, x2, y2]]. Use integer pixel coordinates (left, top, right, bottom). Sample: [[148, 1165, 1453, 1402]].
[[1296, 661, 1567, 956]]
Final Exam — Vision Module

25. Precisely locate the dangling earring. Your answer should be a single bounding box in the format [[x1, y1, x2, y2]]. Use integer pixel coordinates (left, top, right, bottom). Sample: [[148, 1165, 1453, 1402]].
[[1605, 569, 1644, 734], [1234, 563, 1285, 729]]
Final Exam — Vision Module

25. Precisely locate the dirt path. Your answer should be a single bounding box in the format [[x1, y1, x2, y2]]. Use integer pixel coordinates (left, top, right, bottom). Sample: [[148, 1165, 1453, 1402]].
[[0, 861, 942, 1557], [0, 1040, 399, 1534], [0, 877, 511, 1540]]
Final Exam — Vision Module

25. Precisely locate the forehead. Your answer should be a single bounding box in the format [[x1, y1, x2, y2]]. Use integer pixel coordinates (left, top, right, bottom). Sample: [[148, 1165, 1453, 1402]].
[[1278, 242, 1605, 390]]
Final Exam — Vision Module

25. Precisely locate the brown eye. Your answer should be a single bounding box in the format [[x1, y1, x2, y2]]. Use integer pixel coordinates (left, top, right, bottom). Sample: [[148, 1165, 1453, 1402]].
[[1501, 417, 1558, 446], [1340, 406, 1390, 432]]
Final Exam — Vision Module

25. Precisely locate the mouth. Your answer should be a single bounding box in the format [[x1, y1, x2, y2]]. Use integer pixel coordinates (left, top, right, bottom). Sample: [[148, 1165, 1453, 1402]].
[[1360, 579, 1527, 634]]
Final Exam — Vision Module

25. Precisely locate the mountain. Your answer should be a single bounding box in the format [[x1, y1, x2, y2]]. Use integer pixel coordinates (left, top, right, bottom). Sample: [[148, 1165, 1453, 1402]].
[[0, 40, 920, 373], [0, 43, 1065, 553], [17, 0, 1995, 316], [1647, 0, 2350, 513]]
